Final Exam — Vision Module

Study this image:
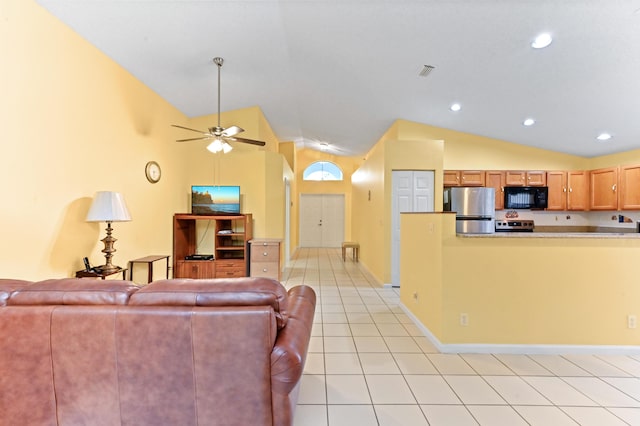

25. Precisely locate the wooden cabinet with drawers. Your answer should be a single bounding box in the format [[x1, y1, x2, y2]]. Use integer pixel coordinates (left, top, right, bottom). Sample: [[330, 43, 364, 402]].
[[215, 259, 246, 278], [249, 239, 281, 280], [173, 213, 252, 279]]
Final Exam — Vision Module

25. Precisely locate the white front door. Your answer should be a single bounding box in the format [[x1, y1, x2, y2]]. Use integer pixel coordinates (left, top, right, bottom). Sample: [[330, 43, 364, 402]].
[[299, 194, 345, 247], [391, 171, 434, 287]]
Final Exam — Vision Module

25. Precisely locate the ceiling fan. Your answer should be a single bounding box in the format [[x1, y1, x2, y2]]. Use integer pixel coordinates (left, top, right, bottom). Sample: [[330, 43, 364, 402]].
[[172, 57, 266, 153]]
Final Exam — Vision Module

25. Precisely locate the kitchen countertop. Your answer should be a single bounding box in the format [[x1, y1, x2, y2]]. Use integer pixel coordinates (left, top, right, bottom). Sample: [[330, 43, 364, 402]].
[[459, 231, 640, 238]]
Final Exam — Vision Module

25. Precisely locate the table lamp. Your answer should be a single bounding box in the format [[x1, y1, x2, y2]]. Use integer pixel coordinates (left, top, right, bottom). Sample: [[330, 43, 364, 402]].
[[86, 191, 132, 274]]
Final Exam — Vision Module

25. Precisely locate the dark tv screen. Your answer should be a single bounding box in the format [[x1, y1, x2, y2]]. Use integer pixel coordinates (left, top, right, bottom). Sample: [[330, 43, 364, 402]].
[[191, 185, 240, 215]]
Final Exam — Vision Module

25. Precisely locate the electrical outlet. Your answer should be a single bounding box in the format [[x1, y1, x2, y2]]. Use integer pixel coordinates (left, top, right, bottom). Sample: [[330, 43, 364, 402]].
[[460, 313, 469, 326], [628, 315, 637, 329]]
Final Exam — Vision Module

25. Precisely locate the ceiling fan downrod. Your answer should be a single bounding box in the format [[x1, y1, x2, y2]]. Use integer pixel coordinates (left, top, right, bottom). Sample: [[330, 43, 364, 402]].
[[213, 57, 224, 130]]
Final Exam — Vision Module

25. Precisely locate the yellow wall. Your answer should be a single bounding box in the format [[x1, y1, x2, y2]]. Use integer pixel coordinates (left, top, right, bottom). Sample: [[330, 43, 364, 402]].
[[427, 124, 589, 170], [400, 213, 455, 339], [401, 213, 640, 347], [352, 137, 387, 282], [295, 148, 361, 249], [2, 0, 289, 281], [2, 0, 189, 280], [352, 120, 444, 285], [588, 148, 640, 170]]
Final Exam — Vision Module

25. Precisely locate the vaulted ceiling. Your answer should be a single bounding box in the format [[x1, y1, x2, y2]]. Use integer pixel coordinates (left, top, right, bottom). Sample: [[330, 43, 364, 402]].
[[37, 0, 640, 157]]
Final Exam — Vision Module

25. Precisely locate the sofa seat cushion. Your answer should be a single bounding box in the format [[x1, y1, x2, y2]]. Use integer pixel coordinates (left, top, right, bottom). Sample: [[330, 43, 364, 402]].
[[130, 277, 290, 329], [8, 279, 140, 305], [0, 279, 32, 306]]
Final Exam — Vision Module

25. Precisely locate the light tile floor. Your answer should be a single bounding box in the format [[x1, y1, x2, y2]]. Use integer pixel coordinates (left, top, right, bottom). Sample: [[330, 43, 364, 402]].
[[282, 248, 640, 426]]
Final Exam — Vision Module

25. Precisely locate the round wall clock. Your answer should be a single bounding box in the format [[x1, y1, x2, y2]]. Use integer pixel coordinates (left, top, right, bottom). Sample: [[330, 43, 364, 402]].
[[145, 161, 161, 183]]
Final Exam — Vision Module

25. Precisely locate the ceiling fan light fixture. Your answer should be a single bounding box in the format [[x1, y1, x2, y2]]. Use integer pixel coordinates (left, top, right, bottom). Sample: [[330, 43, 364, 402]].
[[207, 138, 224, 153], [222, 141, 233, 153]]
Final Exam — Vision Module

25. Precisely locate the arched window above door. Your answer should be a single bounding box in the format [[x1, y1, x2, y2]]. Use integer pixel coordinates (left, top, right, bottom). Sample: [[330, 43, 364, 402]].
[[303, 161, 343, 181]]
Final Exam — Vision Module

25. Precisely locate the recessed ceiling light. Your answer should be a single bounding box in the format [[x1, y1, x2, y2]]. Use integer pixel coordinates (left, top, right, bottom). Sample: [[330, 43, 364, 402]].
[[531, 33, 553, 49], [523, 118, 535, 126], [450, 103, 461, 112], [596, 133, 612, 141]]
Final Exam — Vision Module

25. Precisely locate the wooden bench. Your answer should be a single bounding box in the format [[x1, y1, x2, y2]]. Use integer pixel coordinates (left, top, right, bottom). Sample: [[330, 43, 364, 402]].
[[341, 242, 360, 262]]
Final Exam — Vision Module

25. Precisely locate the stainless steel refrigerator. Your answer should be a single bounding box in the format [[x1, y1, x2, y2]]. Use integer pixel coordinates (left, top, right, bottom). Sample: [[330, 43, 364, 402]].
[[448, 187, 495, 234]]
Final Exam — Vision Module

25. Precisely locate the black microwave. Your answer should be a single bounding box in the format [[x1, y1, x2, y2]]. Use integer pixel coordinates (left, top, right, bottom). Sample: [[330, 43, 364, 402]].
[[504, 186, 548, 209]]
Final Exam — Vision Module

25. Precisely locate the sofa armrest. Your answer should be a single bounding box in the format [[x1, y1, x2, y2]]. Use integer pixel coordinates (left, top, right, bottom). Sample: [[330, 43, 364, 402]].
[[270, 285, 316, 394]]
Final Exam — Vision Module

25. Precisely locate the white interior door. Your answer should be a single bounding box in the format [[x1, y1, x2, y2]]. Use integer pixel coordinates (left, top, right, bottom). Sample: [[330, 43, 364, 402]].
[[299, 194, 345, 247], [391, 171, 434, 287]]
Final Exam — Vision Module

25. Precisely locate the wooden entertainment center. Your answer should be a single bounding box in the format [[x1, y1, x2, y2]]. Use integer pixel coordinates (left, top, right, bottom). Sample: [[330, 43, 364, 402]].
[[173, 213, 253, 278]]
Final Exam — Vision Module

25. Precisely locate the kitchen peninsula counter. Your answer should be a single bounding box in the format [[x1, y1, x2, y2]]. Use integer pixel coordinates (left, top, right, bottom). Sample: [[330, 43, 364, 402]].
[[399, 212, 640, 352], [459, 231, 640, 239]]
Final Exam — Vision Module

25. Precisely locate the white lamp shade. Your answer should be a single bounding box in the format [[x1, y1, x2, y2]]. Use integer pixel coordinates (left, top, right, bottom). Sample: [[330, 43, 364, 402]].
[[86, 191, 132, 222]]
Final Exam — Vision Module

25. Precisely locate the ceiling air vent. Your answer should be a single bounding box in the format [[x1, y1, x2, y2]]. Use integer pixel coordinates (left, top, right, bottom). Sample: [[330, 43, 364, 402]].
[[419, 65, 435, 77]]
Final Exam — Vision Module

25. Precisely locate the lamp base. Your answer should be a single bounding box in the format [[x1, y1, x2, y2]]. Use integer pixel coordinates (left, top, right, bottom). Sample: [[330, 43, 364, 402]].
[[92, 264, 122, 275]]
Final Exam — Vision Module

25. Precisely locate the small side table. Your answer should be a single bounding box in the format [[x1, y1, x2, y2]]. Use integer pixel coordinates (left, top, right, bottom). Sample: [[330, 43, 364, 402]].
[[128, 255, 170, 284], [341, 242, 360, 262], [76, 267, 127, 280]]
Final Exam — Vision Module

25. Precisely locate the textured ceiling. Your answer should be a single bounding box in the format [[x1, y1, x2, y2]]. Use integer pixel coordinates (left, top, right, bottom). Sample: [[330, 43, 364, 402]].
[[36, 0, 640, 157]]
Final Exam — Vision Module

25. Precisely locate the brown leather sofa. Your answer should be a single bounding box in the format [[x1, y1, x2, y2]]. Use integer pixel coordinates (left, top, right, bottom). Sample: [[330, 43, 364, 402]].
[[0, 277, 316, 426]]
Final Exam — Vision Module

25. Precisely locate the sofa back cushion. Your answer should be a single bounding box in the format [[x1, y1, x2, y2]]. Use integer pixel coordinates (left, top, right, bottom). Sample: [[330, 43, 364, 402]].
[[0, 304, 276, 425], [8, 279, 140, 306], [0, 279, 32, 306], [130, 277, 290, 329]]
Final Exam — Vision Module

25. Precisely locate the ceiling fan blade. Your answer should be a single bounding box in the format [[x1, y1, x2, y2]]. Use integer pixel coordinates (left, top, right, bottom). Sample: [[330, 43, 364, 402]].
[[171, 124, 210, 135], [229, 136, 267, 147], [222, 125, 244, 137], [176, 136, 210, 142]]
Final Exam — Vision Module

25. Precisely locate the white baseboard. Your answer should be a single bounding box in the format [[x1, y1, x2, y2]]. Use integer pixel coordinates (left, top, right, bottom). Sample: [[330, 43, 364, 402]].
[[399, 303, 640, 356]]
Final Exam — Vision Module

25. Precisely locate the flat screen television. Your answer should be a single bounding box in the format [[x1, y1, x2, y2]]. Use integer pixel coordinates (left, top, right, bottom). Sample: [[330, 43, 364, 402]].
[[191, 185, 241, 215]]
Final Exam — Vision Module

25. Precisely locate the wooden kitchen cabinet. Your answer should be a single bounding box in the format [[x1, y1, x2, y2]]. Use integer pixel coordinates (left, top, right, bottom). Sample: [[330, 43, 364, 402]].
[[505, 171, 546, 186], [443, 170, 461, 186], [443, 170, 485, 186], [485, 171, 505, 210], [546, 171, 567, 210], [619, 164, 640, 210], [567, 171, 589, 211], [590, 167, 618, 210], [547, 171, 589, 211]]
